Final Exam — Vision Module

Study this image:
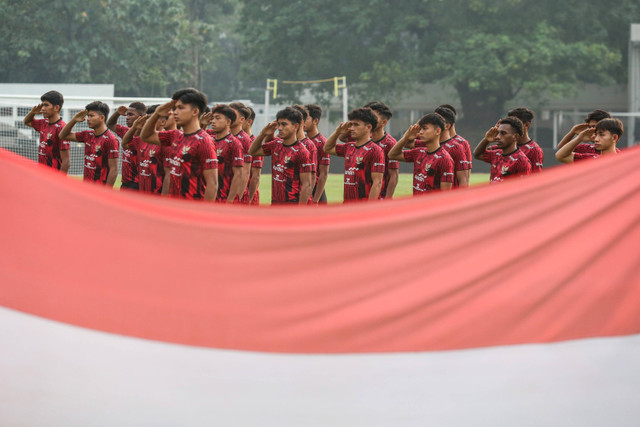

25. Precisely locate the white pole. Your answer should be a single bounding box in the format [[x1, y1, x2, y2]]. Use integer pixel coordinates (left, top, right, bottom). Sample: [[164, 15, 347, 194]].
[[265, 89, 270, 128], [342, 86, 348, 122]]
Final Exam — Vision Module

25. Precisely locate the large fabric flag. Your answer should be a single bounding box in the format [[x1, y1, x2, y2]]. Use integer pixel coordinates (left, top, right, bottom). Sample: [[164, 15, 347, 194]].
[[1, 147, 639, 426]]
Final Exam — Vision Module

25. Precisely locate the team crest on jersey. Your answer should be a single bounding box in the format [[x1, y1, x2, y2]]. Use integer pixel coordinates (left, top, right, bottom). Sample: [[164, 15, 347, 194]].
[[46, 133, 52, 140], [95, 144, 101, 151], [217, 149, 223, 156], [284, 155, 291, 164], [356, 156, 364, 165], [172, 143, 177, 148], [424, 163, 432, 172], [150, 149, 156, 156], [501, 166, 509, 175], [182, 146, 191, 155]]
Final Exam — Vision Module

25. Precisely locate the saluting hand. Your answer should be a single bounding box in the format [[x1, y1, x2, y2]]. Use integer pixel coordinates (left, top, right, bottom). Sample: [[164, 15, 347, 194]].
[[402, 123, 421, 141], [72, 109, 88, 123], [116, 105, 128, 116]]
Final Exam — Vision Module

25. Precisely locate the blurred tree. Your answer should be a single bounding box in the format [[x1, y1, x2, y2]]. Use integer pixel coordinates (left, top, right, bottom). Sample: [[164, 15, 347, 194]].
[[239, 0, 640, 137]]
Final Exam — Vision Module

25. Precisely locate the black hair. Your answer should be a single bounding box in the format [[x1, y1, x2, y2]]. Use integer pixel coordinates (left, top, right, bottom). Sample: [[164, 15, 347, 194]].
[[228, 102, 250, 120], [348, 107, 378, 130], [585, 109, 611, 123], [246, 106, 256, 121], [171, 88, 208, 117], [129, 102, 147, 115], [363, 101, 393, 120], [276, 107, 303, 125], [438, 104, 457, 115], [147, 104, 159, 115], [292, 105, 308, 122], [305, 104, 322, 121], [499, 116, 524, 136], [85, 101, 110, 120], [595, 118, 623, 137], [41, 90, 64, 108], [434, 106, 456, 125], [418, 113, 445, 131], [212, 104, 237, 123], [507, 107, 535, 125]]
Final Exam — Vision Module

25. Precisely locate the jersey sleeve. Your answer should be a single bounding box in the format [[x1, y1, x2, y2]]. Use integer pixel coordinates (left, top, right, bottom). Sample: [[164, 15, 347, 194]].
[[298, 148, 314, 174], [385, 139, 400, 169], [262, 140, 276, 156], [232, 140, 244, 168], [449, 144, 468, 171], [440, 156, 455, 183], [530, 146, 544, 172], [199, 140, 218, 170], [56, 122, 71, 150], [335, 143, 347, 157], [481, 149, 498, 164], [403, 148, 417, 162], [31, 119, 45, 132], [106, 135, 120, 159], [158, 130, 177, 147], [371, 147, 386, 174], [115, 124, 130, 139], [251, 155, 264, 168], [75, 130, 90, 143]]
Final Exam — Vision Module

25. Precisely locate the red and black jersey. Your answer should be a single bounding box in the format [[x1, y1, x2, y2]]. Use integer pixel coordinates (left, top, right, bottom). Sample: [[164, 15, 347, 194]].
[[32, 118, 70, 170], [335, 140, 386, 202], [309, 133, 329, 177], [452, 134, 472, 169], [159, 129, 218, 200], [518, 140, 544, 172], [481, 148, 532, 183], [115, 125, 138, 185], [129, 137, 166, 194], [262, 139, 313, 204], [574, 143, 622, 155], [240, 133, 262, 205], [372, 133, 399, 198], [441, 137, 470, 187], [214, 133, 244, 202], [300, 137, 318, 174], [403, 146, 455, 195], [76, 130, 119, 184]]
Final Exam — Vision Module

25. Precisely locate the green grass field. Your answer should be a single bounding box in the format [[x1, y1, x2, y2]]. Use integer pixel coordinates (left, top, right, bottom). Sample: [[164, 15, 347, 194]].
[[91, 173, 490, 204]]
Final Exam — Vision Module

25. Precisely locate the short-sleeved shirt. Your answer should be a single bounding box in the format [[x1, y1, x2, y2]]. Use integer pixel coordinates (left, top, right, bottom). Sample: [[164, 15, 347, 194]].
[[262, 139, 313, 204], [240, 133, 262, 205], [115, 125, 138, 185], [214, 133, 244, 201], [76, 130, 120, 184], [300, 137, 318, 174], [335, 140, 386, 202], [309, 133, 330, 176], [32, 118, 70, 170], [129, 137, 166, 194], [518, 140, 544, 172], [403, 146, 455, 195], [452, 134, 473, 169], [441, 137, 470, 187], [373, 133, 399, 198], [159, 129, 218, 200], [481, 148, 532, 183], [574, 143, 621, 155]]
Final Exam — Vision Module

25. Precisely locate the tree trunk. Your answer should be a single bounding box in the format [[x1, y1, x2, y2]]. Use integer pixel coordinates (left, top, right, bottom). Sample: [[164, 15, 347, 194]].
[[455, 83, 511, 146]]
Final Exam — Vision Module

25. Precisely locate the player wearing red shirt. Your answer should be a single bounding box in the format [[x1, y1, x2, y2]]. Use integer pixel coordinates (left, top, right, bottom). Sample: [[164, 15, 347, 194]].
[[507, 108, 544, 172], [23, 91, 70, 173], [324, 107, 385, 202], [434, 106, 470, 188], [474, 117, 532, 183], [556, 118, 622, 163], [389, 113, 454, 195], [210, 105, 245, 203], [59, 101, 119, 186], [304, 104, 330, 204], [228, 102, 256, 204], [107, 102, 147, 190], [556, 109, 621, 156], [249, 107, 313, 205], [293, 106, 318, 199], [364, 101, 399, 198], [438, 104, 472, 176], [121, 106, 169, 194], [243, 106, 262, 205], [140, 89, 218, 201]]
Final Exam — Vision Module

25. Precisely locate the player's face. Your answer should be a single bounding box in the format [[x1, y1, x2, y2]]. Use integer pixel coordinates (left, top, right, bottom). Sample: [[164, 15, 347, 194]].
[[593, 129, 617, 151], [173, 100, 197, 126], [86, 111, 104, 130], [303, 115, 314, 132], [156, 115, 168, 131], [232, 109, 245, 128], [419, 124, 440, 143], [370, 111, 385, 131], [586, 120, 599, 141], [242, 119, 253, 133], [349, 120, 371, 140], [277, 119, 298, 140], [211, 113, 231, 134], [40, 101, 58, 119], [125, 107, 143, 127], [495, 124, 518, 149]]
